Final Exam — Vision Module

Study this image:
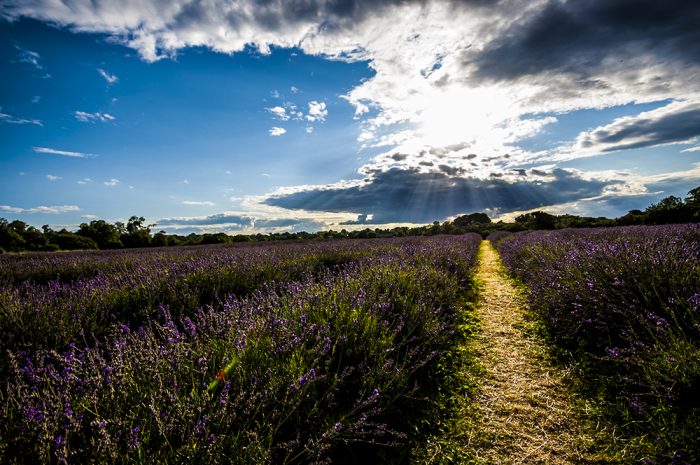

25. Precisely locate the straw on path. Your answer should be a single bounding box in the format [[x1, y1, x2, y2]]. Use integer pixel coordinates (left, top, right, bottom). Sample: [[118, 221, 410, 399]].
[[469, 240, 591, 464]]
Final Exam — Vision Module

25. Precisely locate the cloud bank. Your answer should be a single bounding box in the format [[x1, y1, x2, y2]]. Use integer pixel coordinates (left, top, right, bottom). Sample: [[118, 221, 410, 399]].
[[567, 100, 700, 156], [264, 167, 615, 223], [5, 0, 700, 225], [0, 204, 80, 214]]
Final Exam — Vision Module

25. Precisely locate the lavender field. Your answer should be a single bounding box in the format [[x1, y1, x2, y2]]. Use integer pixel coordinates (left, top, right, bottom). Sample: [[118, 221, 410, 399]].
[[3, 226, 700, 464], [0, 235, 482, 463], [493, 225, 700, 463]]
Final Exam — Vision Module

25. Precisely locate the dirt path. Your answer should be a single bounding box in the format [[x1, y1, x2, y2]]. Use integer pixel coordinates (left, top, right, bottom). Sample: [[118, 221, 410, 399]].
[[469, 240, 589, 464]]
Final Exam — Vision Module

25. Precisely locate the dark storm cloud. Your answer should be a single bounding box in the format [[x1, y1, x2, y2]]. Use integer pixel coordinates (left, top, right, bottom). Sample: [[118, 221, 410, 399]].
[[390, 152, 409, 161], [438, 164, 466, 176], [264, 167, 613, 223], [156, 213, 324, 231], [577, 101, 700, 152], [157, 213, 254, 227], [473, 0, 700, 81], [339, 213, 371, 225]]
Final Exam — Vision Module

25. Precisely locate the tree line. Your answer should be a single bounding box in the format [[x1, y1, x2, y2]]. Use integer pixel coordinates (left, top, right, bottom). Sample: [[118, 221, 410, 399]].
[[1, 186, 699, 253]]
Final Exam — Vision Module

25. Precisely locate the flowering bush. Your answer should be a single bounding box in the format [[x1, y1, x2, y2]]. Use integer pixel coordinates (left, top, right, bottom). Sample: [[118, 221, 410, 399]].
[[0, 235, 481, 463], [495, 225, 700, 463]]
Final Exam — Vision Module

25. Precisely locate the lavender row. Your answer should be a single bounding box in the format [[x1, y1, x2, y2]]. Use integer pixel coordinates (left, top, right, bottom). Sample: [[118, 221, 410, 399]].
[[0, 238, 441, 364], [1, 234, 481, 463], [494, 225, 700, 463]]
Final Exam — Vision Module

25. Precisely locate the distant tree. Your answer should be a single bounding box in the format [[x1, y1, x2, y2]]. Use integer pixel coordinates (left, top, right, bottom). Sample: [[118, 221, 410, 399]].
[[114, 221, 126, 235], [78, 220, 123, 249], [618, 209, 646, 226], [454, 212, 491, 228], [357, 228, 376, 238], [644, 195, 688, 224], [0, 218, 27, 251], [514, 211, 556, 229], [685, 186, 700, 221], [53, 232, 98, 250], [184, 233, 202, 245], [532, 211, 557, 229], [20, 225, 48, 250], [201, 233, 230, 244], [121, 216, 152, 248], [151, 231, 170, 247]]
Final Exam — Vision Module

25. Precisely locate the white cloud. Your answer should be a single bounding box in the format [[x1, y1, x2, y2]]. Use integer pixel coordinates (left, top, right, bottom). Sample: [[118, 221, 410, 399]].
[[77, 178, 93, 185], [269, 126, 286, 136], [30, 95, 41, 104], [4, 0, 700, 212], [46, 174, 61, 181], [270, 90, 280, 98], [81, 214, 98, 219], [15, 44, 43, 70], [357, 130, 373, 142], [75, 111, 116, 123], [0, 204, 80, 214], [33, 146, 94, 158], [181, 200, 216, 206], [0, 108, 42, 126], [683, 146, 700, 153], [266, 106, 289, 121], [291, 86, 299, 93], [98, 68, 118, 84], [305, 126, 314, 134], [104, 178, 120, 187], [306, 101, 327, 122]]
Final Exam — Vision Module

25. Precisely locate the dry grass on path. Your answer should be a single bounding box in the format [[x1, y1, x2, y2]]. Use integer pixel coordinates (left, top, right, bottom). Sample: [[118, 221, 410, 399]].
[[468, 240, 593, 465]]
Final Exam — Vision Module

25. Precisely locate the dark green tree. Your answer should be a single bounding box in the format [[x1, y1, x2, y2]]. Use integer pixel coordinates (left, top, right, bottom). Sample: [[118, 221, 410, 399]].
[[77, 220, 123, 249], [53, 232, 98, 250], [121, 216, 152, 248], [0, 218, 26, 251], [644, 195, 688, 224]]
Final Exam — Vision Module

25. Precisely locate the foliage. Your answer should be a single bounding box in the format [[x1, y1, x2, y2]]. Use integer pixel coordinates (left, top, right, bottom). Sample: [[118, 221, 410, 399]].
[[0, 235, 482, 464], [77, 220, 123, 249]]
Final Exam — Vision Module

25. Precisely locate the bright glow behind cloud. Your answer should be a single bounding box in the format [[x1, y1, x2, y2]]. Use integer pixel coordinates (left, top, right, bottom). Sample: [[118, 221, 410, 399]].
[[4, 0, 700, 228], [5, 0, 699, 177]]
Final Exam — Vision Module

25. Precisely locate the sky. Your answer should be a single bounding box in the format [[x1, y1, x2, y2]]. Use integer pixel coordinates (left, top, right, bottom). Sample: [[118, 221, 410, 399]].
[[1, 0, 699, 234]]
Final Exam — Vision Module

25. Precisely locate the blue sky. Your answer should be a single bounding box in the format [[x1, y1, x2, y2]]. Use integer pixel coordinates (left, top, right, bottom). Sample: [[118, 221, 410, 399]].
[[1, 1, 699, 233]]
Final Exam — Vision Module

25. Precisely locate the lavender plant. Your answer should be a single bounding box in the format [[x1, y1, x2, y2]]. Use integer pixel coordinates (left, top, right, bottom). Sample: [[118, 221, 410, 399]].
[[495, 225, 700, 463], [0, 240, 412, 370], [0, 234, 481, 464]]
